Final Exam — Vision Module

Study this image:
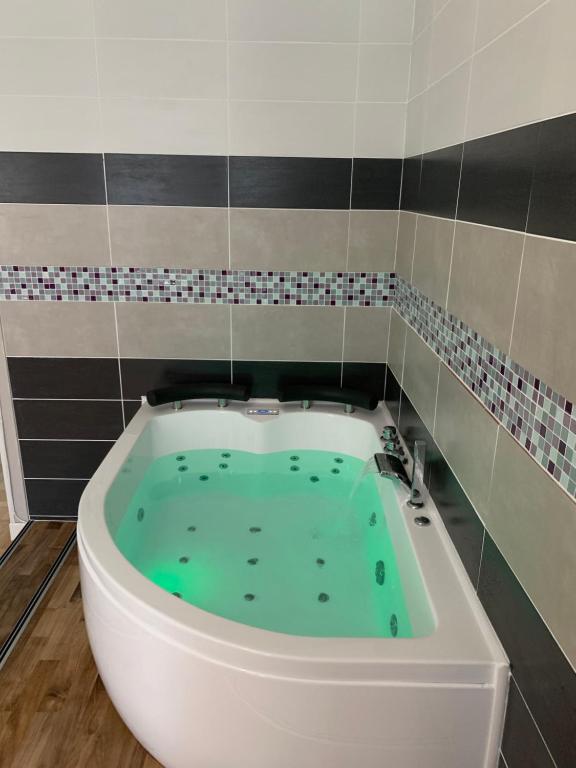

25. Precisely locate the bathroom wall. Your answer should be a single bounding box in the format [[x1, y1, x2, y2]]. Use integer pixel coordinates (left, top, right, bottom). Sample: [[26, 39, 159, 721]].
[[389, 1, 576, 765], [0, 0, 413, 520]]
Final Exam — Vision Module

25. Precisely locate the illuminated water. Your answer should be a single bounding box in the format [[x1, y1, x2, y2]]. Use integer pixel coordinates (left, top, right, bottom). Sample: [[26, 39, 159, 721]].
[[114, 449, 413, 638]]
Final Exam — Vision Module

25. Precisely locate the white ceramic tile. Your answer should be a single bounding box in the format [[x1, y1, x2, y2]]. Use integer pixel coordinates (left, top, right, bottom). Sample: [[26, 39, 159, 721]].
[[405, 92, 426, 155], [429, 0, 477, 84], [96, 40, 226, 99], [227, 0, 360, 42], [0, 96, 101, 152], [94, 0, 226, 39], [229, 42, 357, 101], [101, 98, 227, 154], [466, 3, 548, 140], [0, 0, 94, 36], [409, 25, 431, 97], [229, 101, 354, 157], [423, 60, 470, 151], [360, 0, 415, 42], [354, 102, 406, 158], [541, 0, 576, 120], [0, 40, 97, 97], [475, 0, 545, 50], [357, 44, 411, 101], [413, 0, 434, 36]]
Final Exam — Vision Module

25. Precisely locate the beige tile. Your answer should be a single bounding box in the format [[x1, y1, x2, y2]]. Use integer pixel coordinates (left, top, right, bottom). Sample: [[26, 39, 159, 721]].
[[422, 61, 470, 152], [97, 40, 226, 99], [510, 235, 576, 403], [357, 44, 411, 101], [412, 215, 454, 308], [0, 0, 93, 36], [413, 0, 434, 36], [101, 98, 227, 155], [348, 211, 398, 272], [229, 101, 354, 158], [354, 102, 406, 158], [402, 325, 440, 433], [448, 222, 524, 352], [388, 309, 406, 383], [466, 4, 548, 140], [409, 25, 431, 97], [360, 0, 414, 43], [0, 204, 109, 266], [395, 212, 417, 280], [434, 364, 498, 519], [488, 429, 576, 666], [475, 0, 546, 49], [109, 206, 228, 268], [0, 97, 101, 154], [428, 0, 477, 84], [0, 39, 97, 97], [405, 92, 426, 156], [0, 303, 118, 357], [229, 42, 357, 102], [541, 0, 576, 119], [94, 0, 226, 39], [117, 303, 230, 359], [227, 0, 360, 42], [232, 306, 344, 362], [229, 209, 348, 271], [344, 308, 390, 363]]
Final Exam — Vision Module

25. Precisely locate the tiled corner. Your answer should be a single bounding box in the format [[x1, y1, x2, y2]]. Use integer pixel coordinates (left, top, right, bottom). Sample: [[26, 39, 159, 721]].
[[401, 324, 440, 434], [387, 309, 407, 385], [348, 210, 399, 272], [394, 211, 417, 280], [343, 307, 390, 363], [411, 214, 454, 308]]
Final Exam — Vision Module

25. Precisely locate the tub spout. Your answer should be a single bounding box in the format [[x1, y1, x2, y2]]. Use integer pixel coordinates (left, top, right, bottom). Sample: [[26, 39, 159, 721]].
[[375, 439, 426, 508]]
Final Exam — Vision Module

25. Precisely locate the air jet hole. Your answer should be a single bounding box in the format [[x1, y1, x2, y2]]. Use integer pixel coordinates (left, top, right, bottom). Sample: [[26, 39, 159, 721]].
[[172, 592, 182, 599], [249, 526, 262, 533], [137, 508, 144, 522], [318, 593, 330, 603], [290, 455, 300, 461], [178, 465, 188, 472], [199, 475, 209, 481], [390, 614, 398, 637], [331, 468, 340, 475], [221, 452, 231, 458], [334, 457, 344, 464], [247, 557, 259, 565], [316, 558, 325, 567], [219, 463, 228, 469], [310, 476, 320, 483], [290, 465, 300, 472], [187, 526, 196, 532], [176, 455, 186, 462], [244, 593, 255, 602], [179, 556, 189, 564]]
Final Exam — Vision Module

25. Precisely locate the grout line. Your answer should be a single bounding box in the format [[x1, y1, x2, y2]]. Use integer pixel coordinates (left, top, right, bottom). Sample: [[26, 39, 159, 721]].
[[224, 0, 234, 385], [19, 438, 117, 442], [499, 749, 510, 768], [475, 527, 485, 592], [0, 36, 412, 45], [24, 477, 91, 481], [510, 675, 559, 768]]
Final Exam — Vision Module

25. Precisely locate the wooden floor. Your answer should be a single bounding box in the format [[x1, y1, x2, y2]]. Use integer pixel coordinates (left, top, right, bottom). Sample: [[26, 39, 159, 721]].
[[0, 474, 11, 556], [0, 548, 162, 767], [0, 522, 76, 650]]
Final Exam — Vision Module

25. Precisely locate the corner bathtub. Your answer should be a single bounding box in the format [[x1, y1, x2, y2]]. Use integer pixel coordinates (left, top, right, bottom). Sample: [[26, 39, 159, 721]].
[[77, 400, 508, 768]]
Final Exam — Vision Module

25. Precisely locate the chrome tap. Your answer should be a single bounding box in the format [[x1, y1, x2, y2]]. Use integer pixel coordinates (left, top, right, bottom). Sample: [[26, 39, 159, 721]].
[[374, 439, 426, 508]]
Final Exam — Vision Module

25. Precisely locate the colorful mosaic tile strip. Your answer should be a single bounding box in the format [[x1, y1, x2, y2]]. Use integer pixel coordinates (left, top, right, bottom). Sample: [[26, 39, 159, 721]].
[[0, 266, 395, 307], [395, 277, 576, 500]]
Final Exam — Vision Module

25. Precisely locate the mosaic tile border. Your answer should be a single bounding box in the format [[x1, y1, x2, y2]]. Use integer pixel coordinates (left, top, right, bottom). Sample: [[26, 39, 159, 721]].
[[0, 266, 395, 307], [395, 277, 576, 500]]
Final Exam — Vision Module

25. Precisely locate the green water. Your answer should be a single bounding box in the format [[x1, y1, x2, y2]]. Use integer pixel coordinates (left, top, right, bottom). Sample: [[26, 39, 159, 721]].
[[114, 449, 413, 638]]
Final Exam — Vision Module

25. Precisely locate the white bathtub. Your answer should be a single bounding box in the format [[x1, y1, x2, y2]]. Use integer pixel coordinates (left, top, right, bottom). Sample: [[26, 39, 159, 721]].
[[77, 400, 509, 768]]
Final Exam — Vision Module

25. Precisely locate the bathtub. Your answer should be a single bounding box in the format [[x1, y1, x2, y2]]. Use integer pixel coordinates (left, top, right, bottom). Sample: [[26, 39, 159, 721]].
[[77, 399, 509, 768]]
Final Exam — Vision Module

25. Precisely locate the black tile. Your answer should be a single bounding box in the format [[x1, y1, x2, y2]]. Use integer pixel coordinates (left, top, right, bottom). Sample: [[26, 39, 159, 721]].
[[20, 440, 114, 479], [14, 400, 124, 440], [501, 677, 556, 768], [105, 154, 228, 206], [120, 359, 231, 401], [0, 152, 105, 204], [428, 452, 485, 585], [384, 367, 402, 426], [123, 401, 142, 425], [342, 363, 386, 402], [351, 159, 402, 210], [26, 479, 87, 519], [400, 155, 422, 212], [478, 532, 576, 767], [528, 113, 576, 241], [418, 144, 463, 218], [458, 124, 539, 231], [229, 156, 351, 209], [232, 361, 341, 399], [8, 358, 121, 400]]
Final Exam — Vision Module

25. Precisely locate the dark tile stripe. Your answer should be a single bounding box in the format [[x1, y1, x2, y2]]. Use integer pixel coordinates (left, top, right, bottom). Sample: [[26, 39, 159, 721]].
[[229, 156, 352, 209], [0, 152, 105, 204], [528, 113, 576, 241], [8, 358, 121, 400], [478, 532, 576, 767], [418, 144, 463, 218], [26, 479, 88, 519], [120, 359, 232, 401], [501, 678, 556, 768], [20, 440, 114, 479], [341, 362, 386, 402], [105, 154, 228, 206], [14, 400, 124, 440], [351, 158, 402, 210], [232, 360, 342, 398], [399, 155, 422, 212], [458, 124, 539, 231]]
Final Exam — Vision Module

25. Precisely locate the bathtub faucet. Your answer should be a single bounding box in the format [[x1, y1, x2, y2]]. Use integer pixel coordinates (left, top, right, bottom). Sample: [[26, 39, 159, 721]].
[[374, 439, 426, 508]]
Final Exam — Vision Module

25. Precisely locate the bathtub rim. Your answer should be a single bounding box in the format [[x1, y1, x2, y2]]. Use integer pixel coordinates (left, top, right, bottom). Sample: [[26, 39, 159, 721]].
[[78, 400, 509, 684]]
